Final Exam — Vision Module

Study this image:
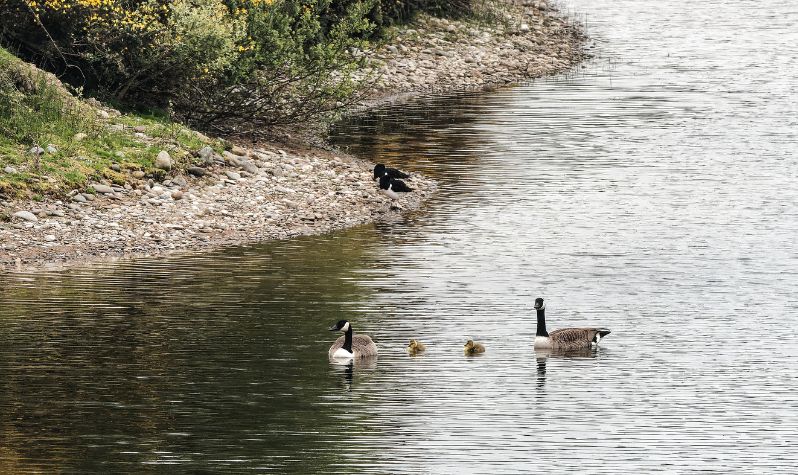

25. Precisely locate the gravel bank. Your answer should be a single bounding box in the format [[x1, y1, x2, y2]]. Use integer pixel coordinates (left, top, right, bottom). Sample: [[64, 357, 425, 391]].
[[0, 0, 584, 271]]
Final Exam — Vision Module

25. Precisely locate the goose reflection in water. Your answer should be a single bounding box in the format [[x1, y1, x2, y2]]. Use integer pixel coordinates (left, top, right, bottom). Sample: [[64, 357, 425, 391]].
[[329, 356, 378, 391], [534, 347, 602, 391]]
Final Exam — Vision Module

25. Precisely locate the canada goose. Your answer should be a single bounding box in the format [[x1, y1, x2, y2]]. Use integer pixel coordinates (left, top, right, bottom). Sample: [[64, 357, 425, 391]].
[[406, 339, 426, 355], [464, 339, 485, 355], [378, 174, 413, 200], [328, 320, 378, 359], [373, 163, 410, 181], [533, 297, 611, 351]]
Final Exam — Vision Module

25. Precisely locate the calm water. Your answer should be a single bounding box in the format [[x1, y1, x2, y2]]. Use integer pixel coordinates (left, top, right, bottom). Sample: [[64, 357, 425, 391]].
[[2, 0, 798, 472]]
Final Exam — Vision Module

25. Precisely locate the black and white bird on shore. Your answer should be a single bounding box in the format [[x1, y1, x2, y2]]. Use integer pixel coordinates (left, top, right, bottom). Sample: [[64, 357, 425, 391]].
[[373, 163, 410, 181], [379, 174, 413, 200]]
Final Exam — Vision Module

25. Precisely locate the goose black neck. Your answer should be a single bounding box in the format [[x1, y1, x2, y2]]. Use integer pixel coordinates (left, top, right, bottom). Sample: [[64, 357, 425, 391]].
[[343, 326, 353, 352], [536, 308, 549, 337]]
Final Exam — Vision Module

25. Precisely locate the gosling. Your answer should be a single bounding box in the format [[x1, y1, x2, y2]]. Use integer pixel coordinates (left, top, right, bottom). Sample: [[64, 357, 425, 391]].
[[464, 339, 485, 355], [406, 339, 427, 355]]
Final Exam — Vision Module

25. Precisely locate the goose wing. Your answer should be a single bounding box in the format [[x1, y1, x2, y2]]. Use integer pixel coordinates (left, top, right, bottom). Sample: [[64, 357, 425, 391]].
[[549, 327, 610, 350], [352, 335, 378, 357]]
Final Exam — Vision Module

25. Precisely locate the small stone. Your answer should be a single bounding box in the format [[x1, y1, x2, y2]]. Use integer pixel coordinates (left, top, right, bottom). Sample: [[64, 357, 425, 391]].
[[13, 211, 37, 222], [29, 146, 45, 155], [46, 144, 57, 154], [197, 146, 215, 165], [110, 164, 121, 172], [222, 151, 243, 166], [4, 166, 17, 174], [171, 190, 184, 200], [132, 170, 146, 179], [44, 234, 56, 242], [97, 110, 110, 119], [155, 151, 172, 170], [231, 145, 248, 156], [133, 125, 147, 133], [91, 184, 114, 194], [225, 171, 241, 180], [82, 193, 95, 201], [520, 23, 530, 33], [187, 166, 206, 177], [172, 176, 187, 187], [73, 133, 87, 142], [71, 194, 87, 203]]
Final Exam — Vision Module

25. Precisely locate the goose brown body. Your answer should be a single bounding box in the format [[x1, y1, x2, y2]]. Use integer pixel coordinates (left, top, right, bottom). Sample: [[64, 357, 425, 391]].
[[328, 334, 378, 358], [533, 297, 610, 351], [545, 328, 611, 351]]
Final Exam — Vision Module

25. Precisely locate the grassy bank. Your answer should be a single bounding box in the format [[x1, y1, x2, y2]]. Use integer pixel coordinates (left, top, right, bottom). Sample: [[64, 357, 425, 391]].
[[0, 47, 226, 199]]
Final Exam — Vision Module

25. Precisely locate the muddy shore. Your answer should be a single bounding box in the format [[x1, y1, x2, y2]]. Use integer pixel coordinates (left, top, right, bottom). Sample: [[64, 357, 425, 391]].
[[0, 0, 585, 271]]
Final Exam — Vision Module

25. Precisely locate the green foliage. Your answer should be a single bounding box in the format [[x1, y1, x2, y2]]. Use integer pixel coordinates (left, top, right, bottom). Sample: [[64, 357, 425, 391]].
[[0, 0, 481, 131], [0, 47, 225, 197], [178, 0, 376, 132]]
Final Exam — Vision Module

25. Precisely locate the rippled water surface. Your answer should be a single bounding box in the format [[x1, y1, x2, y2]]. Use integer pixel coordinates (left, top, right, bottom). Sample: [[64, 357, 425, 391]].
[[3, 0, 798, 472]]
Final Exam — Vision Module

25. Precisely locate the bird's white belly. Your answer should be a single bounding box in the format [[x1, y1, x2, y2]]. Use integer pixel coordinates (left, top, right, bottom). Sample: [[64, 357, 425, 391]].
[[380, 188, 400, 200], [332, 348, 354, 359], [534, 336, 553, 349]]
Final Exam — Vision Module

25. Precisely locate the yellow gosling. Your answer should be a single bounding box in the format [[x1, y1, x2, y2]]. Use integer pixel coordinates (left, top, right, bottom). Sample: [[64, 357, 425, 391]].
[[464, 339, 486, 355], [406, 339, 427, 355]]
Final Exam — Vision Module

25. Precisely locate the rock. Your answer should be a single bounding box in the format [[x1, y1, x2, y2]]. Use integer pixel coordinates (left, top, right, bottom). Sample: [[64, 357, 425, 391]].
[[155, 151, 172, 170], [225, 171, 241, 180], [29, 145, 45, 155], [46, 144, 57, 154], [171, 190, 184, 200], [223, 151, 244, 166], [231, 145, 249, 156], [91, 184, 114, 194], [13, 211, 37, 222], [44, 234, 56, 242], [132, 170, 146, 179], [73, 132, 87, 142], [197, 146, 215, 165], [172, 176, 187, 187], [238, 158, 259, 174], [110, 164, 121, 172], [4, 166, 17, 174], [71, 194, 87, 203], [387, 45, 399, 54], [187, 166, 206, 177], [133, 125, 147, 133], [82, 193, 95, 201], [97, 110, 110, 119], [520, 23, 530, 33]]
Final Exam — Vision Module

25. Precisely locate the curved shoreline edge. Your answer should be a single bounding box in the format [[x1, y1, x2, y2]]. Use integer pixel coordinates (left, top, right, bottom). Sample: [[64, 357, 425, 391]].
[[0, 0, 586, 272]]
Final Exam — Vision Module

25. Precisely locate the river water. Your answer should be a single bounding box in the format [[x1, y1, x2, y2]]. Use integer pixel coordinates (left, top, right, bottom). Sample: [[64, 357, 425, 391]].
[[2, 0, 797, 472]]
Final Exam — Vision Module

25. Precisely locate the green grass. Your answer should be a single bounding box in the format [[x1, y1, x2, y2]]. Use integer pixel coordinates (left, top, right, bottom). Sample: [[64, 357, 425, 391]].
[[0, 47, 226, 198]]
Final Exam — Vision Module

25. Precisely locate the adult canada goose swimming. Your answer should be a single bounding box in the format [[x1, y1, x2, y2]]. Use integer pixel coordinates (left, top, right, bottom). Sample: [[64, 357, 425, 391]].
[[373, 163, 410, 181], [406, 339, 426, 355], [328, 320, 378, 359], [533, 297, 611, 351], [378, 174, 413, 200], [464, 339, 486, 355]]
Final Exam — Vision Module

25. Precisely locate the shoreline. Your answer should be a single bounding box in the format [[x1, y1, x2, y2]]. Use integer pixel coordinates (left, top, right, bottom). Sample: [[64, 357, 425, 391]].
[[0, 0, 586, 272]]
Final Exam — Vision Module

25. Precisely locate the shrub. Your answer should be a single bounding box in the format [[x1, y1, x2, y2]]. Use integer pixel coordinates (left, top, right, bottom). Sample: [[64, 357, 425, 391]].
[[0, 0, 479, 131]]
